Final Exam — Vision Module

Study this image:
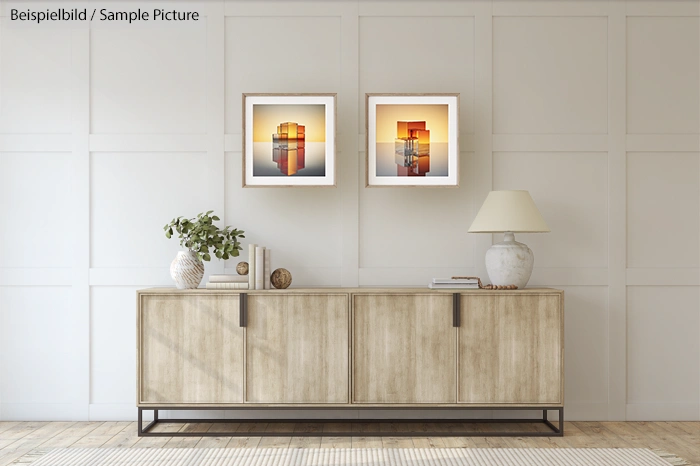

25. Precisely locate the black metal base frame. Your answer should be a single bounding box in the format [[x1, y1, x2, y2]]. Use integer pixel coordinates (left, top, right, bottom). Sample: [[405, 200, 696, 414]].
[[138, 407, 563, 437]]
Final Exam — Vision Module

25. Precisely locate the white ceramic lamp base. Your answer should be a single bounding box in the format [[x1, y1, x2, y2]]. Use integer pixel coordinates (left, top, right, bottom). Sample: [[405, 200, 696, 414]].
[[485, 232, 534, 289]]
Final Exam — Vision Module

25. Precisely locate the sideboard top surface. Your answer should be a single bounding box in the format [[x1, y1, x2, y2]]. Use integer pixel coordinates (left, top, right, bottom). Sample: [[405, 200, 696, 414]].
[[137, 287, 563, 295]]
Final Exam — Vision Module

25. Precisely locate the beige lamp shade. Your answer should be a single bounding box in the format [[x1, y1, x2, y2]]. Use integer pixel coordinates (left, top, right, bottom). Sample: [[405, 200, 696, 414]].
[[468, 190, 550, 233]]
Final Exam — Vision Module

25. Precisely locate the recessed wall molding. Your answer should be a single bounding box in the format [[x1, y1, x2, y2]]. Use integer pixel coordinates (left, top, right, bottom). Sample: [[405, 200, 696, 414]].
[[224, 134, 242, 152], [528, 267, 609, 287], [359, 2, 477, 17], [626, 134, 700, 152], [627, 268, 700, 286], [626, 402, 700, 421], [626, 0, 700, 17], [0, 135, 72, 152], [89, 134, 208, 152], [225, 2, 346, 17], [493, 1, 611, 17], [0, 269, 72, 286], [492, 134, 608, 152]]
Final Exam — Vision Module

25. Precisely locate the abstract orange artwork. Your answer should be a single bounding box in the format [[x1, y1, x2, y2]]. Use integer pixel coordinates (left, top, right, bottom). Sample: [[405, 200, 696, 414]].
[[394, 120, 432, 176], [272, 122, 306, 176], [243, 94, 336, 187], [366, 94, 459, 187]]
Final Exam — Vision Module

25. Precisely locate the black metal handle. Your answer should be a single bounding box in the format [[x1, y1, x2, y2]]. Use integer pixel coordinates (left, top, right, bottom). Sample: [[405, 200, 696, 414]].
[[240, 293, 247, 327], [453, 293, 460, 327]]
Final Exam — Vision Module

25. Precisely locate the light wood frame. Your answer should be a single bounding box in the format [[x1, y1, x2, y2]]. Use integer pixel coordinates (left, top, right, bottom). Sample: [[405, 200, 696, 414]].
[[242, 93, 337, 188], [365, 93, 460, 187]]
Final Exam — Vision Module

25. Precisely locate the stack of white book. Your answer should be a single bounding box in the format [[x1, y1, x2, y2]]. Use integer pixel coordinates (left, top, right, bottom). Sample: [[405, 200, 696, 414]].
[[428, 278, 480, 289], [205, 274, 249, 289], [247, 244, 272, 290]]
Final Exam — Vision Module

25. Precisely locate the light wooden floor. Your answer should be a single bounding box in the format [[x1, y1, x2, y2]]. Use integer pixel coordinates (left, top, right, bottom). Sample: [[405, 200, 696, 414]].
[[0, 421, 697, 466]]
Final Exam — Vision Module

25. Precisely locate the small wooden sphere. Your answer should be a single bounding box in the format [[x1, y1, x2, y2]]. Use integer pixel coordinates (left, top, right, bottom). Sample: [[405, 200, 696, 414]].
[[270, 268, 292, 289], [236, 262, 249, 275]]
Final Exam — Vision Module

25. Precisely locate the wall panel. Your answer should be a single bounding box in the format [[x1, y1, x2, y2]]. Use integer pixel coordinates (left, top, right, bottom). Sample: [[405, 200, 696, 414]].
[[359, 152, 475, 271], [560, 286, 609, 420], [492, 16, 608, 134], [358, 16, 475, 133], [90, 287, 139, 407], [90, 25, 208, 134], [223, 151, 343, 280], [0, 28, 72, 134], [627, 286, 700, 420], [224, 16, 342, 134], [627, 17, 700, 135], [0, 152, 74, 268], [493, 152, 608, 268], [627, 152, 700, 268], [0, 287, 81, 418], [0, 0, 698, 422], [90, 152, 215, 268], [358, 16, 476, 271]]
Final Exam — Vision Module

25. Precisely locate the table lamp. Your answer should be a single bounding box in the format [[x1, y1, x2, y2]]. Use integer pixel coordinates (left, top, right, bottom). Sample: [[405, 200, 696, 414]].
[[468, 190, 550, 289]]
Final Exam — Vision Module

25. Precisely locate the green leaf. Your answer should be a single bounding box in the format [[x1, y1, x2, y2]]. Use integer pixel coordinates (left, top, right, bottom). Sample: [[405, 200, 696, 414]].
[[212, 216, 220, 221], [203, 253, 211, 261]]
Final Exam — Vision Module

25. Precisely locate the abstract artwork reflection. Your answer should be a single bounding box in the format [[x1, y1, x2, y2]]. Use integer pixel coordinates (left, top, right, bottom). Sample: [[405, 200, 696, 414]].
[[366, 94, 459, 187], [272, 122, 305, 176], [394, 120, 431, 176], [243, 94, 336, 187]]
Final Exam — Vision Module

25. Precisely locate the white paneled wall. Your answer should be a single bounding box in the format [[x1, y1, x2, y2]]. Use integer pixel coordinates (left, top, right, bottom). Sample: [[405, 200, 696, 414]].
[[0, 0, 698, 422]]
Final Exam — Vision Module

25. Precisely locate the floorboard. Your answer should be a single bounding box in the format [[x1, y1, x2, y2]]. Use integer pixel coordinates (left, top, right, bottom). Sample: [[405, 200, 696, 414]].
[[0, 421, 697, 465]]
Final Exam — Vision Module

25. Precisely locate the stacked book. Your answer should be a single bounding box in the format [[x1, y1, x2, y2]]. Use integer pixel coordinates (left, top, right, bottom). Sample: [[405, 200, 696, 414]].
[[428, 277, 480, 289], [248, 244, 272, 290], [205, 274, 249, 290]]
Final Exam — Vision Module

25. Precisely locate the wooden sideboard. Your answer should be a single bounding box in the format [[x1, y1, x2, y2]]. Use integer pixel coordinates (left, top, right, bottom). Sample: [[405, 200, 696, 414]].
[[136, 287, 564, 436]]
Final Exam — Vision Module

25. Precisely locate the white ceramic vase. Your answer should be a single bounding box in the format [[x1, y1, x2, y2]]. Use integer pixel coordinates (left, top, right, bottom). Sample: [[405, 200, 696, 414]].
[[170, 250, 204, 289], [484, 232, 534, 289]]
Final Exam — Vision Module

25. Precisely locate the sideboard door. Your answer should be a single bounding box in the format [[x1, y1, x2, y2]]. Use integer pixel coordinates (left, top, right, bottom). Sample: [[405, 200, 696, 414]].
[[352, 294, 456, 404], [138, 294, 243, 404], [458, 294, 563, 404], [245, 294, 350, 404]]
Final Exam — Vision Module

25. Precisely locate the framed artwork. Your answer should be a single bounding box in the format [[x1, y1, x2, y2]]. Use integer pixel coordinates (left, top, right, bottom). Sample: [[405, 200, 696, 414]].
[[243, 93, 336, 187], [366, 93, 459, 187]]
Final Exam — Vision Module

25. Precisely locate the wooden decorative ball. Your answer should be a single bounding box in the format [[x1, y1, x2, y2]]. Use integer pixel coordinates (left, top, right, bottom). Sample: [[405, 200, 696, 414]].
[[236, 262, 249, 275], [270, 268, 292, 289]]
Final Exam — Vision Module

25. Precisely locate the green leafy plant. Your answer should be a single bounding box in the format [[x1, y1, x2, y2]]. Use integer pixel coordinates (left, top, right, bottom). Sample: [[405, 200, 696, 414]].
[[164, 211, 245, 262]]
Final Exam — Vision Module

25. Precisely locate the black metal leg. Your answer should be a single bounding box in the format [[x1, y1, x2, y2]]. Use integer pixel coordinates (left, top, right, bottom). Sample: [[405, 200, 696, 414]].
[[138, 408, 159, 437], [136, 407, 565, 438], [559, 407, 564, 436], [542, 408, 564, 437]]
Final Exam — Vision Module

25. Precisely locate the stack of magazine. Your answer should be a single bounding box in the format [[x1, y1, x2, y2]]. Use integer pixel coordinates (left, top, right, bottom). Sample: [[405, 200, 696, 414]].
[[205, 274, 249, 289], [428, 277, 480, 289]]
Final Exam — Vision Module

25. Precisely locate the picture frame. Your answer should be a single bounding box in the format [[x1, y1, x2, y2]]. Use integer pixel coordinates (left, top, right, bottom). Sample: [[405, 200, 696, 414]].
[[243, 93, 336, 187], [366, 93, 459, 187]]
